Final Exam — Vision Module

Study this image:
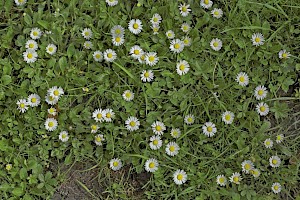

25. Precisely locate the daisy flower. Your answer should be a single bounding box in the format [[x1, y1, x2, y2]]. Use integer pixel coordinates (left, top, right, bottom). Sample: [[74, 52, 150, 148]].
[[210, 38, 222, 51], [170, 128, 181, 138], [112, 35, 125, 46], [45, 94, 58, 105], [138, 53, 146, 64], [251, 33, 264, 46], [216, 175, 227, 186], [141, 70, 154, 82], [184, 114, 195, 125], [256, 102, 269, 116], [30, 28, 42, 40], [5, 164, 12, 171], [45, 118, 58, 132], [128, 19, 143, 35], [82, 28, 92, 40], [276, 134, 284, 143], [150, 13, 162, 25], [95, 134, 105, 146], [103, 49, 117, 62], [173, 169, 187, 185], [181, 23, 191, 33], [269, 156, 281, 168], [46, 44, 57, 55], [48, 86, 64, 99], [92, 108, 105, 122], [16, 99, 29, 113], [23, 50, 38, 63], [93, 51, 103, 62], [165, 142, 180, 156], [241, 160, 254, 174], [202, 122, 217, 137], [179, 3, 191, 17], [221, 111, 234, 124], [200, 0, 213, 9], [25, 40, 38, 51], [170, 39, 184, 53], [250, 168, 261, 178], [166, 30, 175, 39], [145, 52, 159, 66], [130, 45, 144, 59], [149, 135, 162, 150], [278, 49, 291, 59], [151, 24, 160, 35], [109, 158, 122, 171], [27, 94, 41, 107], [59, 131, 69, 142], [103, 108, 115, 122], [48, 107, 57, 116], [236, 72, 249, 86], [91, 124, 99, 133], [106, 0, 118, 6], [151, 121, 166, 135], [264, 138, 273, 148], [125, 116, 140, 132], [122, 90, 134, 101], [254, 85, 268, 100], [145, 158, 159, 173], [83, 41, 93, 49], [229, 172, 242, 184], [211, 8, 223, 18], [182, 36, 192, 47], [15, 0, 27, 6], [111, 25, 125, 36], [272, 182, 282, 194], [176, 60, 190, 75]]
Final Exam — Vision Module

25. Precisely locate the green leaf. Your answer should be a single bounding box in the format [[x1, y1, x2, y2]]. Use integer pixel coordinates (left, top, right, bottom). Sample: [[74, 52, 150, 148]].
[[1, 75, 12, 85], [37, 20, 49, 29], [12, 187, 24, 197], [58, 57, 68, 73], [270, 101, 289, 119], [24, 14, 32, 25]]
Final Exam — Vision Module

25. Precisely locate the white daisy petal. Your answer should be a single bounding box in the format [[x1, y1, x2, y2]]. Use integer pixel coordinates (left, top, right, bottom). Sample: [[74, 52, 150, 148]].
[[95, 134, 105, 146], [173, 169, 187, 185], [45, 118, 58, 132], [269, 156, 281, 168], [254, 85, 268, 100], [128, 19, 143, 35], [109, 158, 122, 171], [46, 44, 57, 55], [145, 158, 159, 173], [30, 28, 42, 40], [179, 3, 191, 17], [170, 39, 184, 53], [125, 116, 140, 132], [241, 160, 254, 174], [256, 102, 269, 116], [151, 121, 166, 135], [221, 111, 234, 124], [25, 40, 38, 51], [272, 182, 282, 194], [210, 38, 222, 51], [149, 135, 162, 150], [165, 142, 180, 156], [27, 94, 41, 107], [59, 131, 69, 142], [200, 0, 213, 9], [216, 175, 227, 186], [229, 172, 242, 184], [251, 33, 264, 46], [236, 72, 249, 86], [16, 99, 29, 113], [278, 49, 291, 59], [202, 122, 217, 137], [82, 28, 93, 40]]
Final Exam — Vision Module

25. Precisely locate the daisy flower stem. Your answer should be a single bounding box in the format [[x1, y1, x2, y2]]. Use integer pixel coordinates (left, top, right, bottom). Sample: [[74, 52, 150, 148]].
[[113, 61, 137, 82], [178, 125, 203, 141], [127, 154, 149, 160]]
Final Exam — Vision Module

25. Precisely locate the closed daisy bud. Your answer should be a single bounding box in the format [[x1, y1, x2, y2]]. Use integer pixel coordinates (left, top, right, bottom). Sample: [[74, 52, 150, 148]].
[[176, 60, 190, 75], [251, 33, 264, 46], [264, 138, 273, 148], [222, 111, 234, 124], [202, 122, 217, 137], [122, 90, 134, 101], [271, 182, 282, 194], [59, 131, 69, 142], [151, 121, 166, 135], [216, 175, 227, 186], [236, 72, 249, 86], [45, 118, 58, 132], [23, 50, 38, 63], [184, 114, 195, 125], [103, 108, 115, 122], [170, 39, 184, 53], [145, 158, 159, 173], [269, 156, 281, 168], [256, 102, 269, 116], [92, 109, 105, 123], [278, 49, 291, 59], [165, 142, 180, 156], [17, 99, 29, 113], [141, 70, 154, 82], [170, 128, 181, 138], [30, 28, 42, 40], [106, 0, 118, 6], [145, 52, 159, 66], [179, 3, 191, 17], [254, 85, 268, 100], [166, 30, 175, 39], [93, 51, 103, 62], [210, 38, 222, 51], [276, 134, 284, 143], [173, 169, 187, 185], [241, 160, 254, 174], [230, 172, 242, 184], [128, 19, 143, 35], [25, 40, 38, 51], [103, 49, 117, 62], [95, 134, 105, 146], [125, 116, 140, 132], [82, 28, 92, 40], [109, 158, 122, 171], [200, 0, 213, 9], [27, 94, 41, 107], [149, 135, 162, 150], [211, 8, 223, 18]]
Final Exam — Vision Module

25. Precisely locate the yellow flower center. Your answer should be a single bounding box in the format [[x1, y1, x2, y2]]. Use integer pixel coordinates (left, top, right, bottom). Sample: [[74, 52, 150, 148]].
[[174, 43, 180, 49], [27, 53, 33, 59], [153, 27, 159, 32], [95, 54, 101, 59], [96, 136, 102, 142], [29, 43, 34, 48], [260, 106, 266, 112], [97, 113, 102, 119], [125, 92, 131, 98], [129, 121, 136, 127], [133, 23, 139, 29], [48, 47, 54, 52], [266, 141, 270, 145], [149, 162, 155, 168], [49, 108, 55, 113], [253, 170, 259, 176], [244, 163, 251, 170], [213, 42, 218, 47], [140, 55, 145, 60], [177, 174, 183, 180], [33, 31, 38, 36], [106, 113, 111, 118], [149, 56, 155, 62], [219, 177, 225, 183], [84, 31, 89, 36], [144, 72, 149, 77], [6, 164, 12, 171], [20, 103, 25, 108], [274, 185, 279, 190], [282, 53, 287, 58], [184, 39, 189, 44], [239, 76, 245, 82], [169, 146, 175, 152], [115, 29, 121, 34], [49, 96, 55, 101], [214, 11, 219, 15], [113, 161, 118, 167], [172, 131, 178, 136], [167, 33, 172, 37], [255, 37, 261, 42], [155, 125, 161, 131], [153, 140, 158, 145], [204, 0, 209, 4], [62, 134, 67, 139], [233, 176, 239, 182], [225, 115, 231, 121], [183, 26, 188, 31], [258, 90, 264, 96], [31, 98, 37, 103], [91, 125, 97, 130], [107, 53, 113, 58], [153, 18, 158, 22], [134, 50, 140, 55], [54, 90, 59, 96], [115, 37, 121, 42], [277, 136, 281, 141], [48, 122, 54, 127], [182, 6, 187, 12], [19, 0, 24, 2], [272, 159, 277, 165], [187, 118, 193, 122], [207, 126, 213, 132], [179, 64, 185, 71]]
